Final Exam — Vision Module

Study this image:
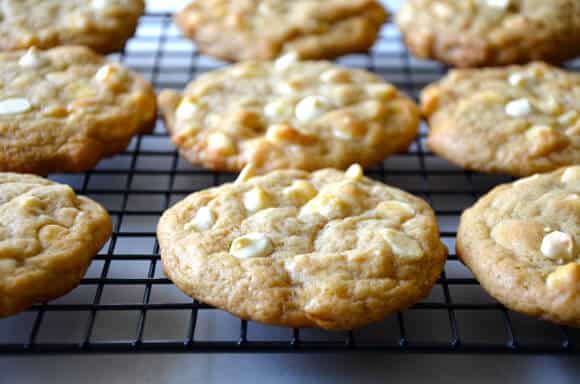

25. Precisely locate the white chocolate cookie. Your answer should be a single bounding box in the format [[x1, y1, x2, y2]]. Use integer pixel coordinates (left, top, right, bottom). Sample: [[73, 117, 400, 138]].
[[457, 166, 580, 326], [159, 60, 419, 173], [157, 165, 447, 330], [0, 173, 112, 317]]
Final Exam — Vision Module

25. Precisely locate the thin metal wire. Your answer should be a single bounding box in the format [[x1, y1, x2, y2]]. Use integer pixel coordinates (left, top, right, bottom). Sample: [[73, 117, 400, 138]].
[[1, 12, 579, 355]]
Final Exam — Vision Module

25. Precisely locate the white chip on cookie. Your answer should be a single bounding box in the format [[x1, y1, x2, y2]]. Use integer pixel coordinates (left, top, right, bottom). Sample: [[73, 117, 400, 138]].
[[18, 48, 47, 68], [294, 95, 331, 122], [243, 186, 271, 212], [184, 206, 215, 231], [541, 231, 574, 261], [505, 98, 532, 117], [0, 98, 31, 115], [230, 232, 273, 259], [176, 99, 199, 121], [274, 52, 299, 71], [562, 167, 580, 184], [345, 164, 364, 181], [382, 229, 423, 259], [484, 0, 510, 10]]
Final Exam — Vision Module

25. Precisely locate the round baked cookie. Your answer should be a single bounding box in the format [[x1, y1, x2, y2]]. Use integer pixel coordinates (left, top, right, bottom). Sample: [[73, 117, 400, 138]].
[[175, 0, 388, 62], [422, 62, 580, 176], [158, 58, 419, 173], [0, 173, 112, 317], [396, 0, 580, 68], [0, 0, 145, 53], [457, 166, 580, 326], [158, 164, 447, 330], [0, 46, 156, 175]]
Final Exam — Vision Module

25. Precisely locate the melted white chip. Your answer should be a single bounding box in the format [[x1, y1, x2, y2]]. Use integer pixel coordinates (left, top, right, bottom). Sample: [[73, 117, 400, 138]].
[[485, 0, 510, 9], [176, 99, 199, 120], [541, 231, 574, 261], [505, 98, 532, 117], [295, 95, 330, 122], [0, 98, 31, 115], [184, 206, 215, 231], [230, 233, 273, 259], [274, 52, 299, 71], [18, 47, 47, 68]]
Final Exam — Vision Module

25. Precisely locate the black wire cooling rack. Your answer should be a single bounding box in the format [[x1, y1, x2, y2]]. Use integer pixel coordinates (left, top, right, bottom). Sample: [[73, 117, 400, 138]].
[[1, 12, 580, 355]]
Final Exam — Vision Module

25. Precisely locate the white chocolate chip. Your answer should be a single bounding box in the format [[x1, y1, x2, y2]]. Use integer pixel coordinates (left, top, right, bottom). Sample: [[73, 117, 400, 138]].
[[94, 64, 117, 83], [91, 0, 109, 10], [541, 231, 574, 261], [236, 163, 257, 184], [0, 98, 31, 115], [366, 83, 397, 100], [505, 98, 532, 117], [274, 52, 299, 71], [243, 187, 271, 212], [558, 110, 579, 125], [508, 72, 529, 87], [377, 200, 415, 221], [382, 229, 423, 259], [295, 95, 330, 122], [176, 99, 199, 120], [320, 69, 351, 83], [18, 47, 47, 68], [230, 233, 273, 259], [300, 193, 349, 219], [184, 206, 215, 231], [263, 99, 293, 120], [562, 167, 580, 184], [207, 132, 236, 155], [345, 164, 364, 181], [546, 263, 580, 291], [485, 0, 510, 9], [283, 180, 318, 203]]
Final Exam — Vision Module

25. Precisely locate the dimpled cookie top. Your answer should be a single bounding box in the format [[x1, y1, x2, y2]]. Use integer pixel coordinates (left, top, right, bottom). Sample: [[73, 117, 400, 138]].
[[175, 0, 388, 61], [0, 0, 145, 53], [458, 166, 580, 326], [0, 173, 112, 317], [158, 58, 419, 173], [423, 62, 580, 176], [0, 46, 156, 174], [397, 0, 580, 67], [157, 165, 447, 330]]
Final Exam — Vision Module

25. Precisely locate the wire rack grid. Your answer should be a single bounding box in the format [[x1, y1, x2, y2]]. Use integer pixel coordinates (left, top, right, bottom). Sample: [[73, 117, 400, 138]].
[[1, 12, 579, 355]]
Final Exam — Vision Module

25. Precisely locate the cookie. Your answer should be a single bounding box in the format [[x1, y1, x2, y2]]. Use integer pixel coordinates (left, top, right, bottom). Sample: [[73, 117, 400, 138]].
[[158, 58, 419, 173], [396, 0, 580, 68], [0, 173, 112, 317], [0, 46, 156, 175], [422, 62, 580, 176], [457, 166, 580, 326], [0, 0, 145, 53], [158, 164, 447, 330], [175, 0, 388, 62]]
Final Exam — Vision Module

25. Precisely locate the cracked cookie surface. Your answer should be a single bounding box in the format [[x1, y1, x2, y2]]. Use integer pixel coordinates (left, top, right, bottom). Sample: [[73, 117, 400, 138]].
[[157, 165, 447, 330], [422, 62, 580, 176], [159, 59, 419, 173], [0, 46, 156, 175], [457, 166, 580, 326], [396, 0, 580, 67], [0, 0, 145, 53], [175, 0, 387, 61], [0, 173, 112, 317]]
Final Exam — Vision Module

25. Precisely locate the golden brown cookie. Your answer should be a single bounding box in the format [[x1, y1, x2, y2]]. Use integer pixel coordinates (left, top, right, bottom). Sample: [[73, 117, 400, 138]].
[[0, 173, 112, 317], [422, 62, 580, 176], [158, 58, 419, 173], [157, 164, 447, 330], [0, 0, 145, 53], [175, 0, 388, 61], [457, 166, 580, 326], [0, 46, 156, 175], [396, 0, 580, 68]]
